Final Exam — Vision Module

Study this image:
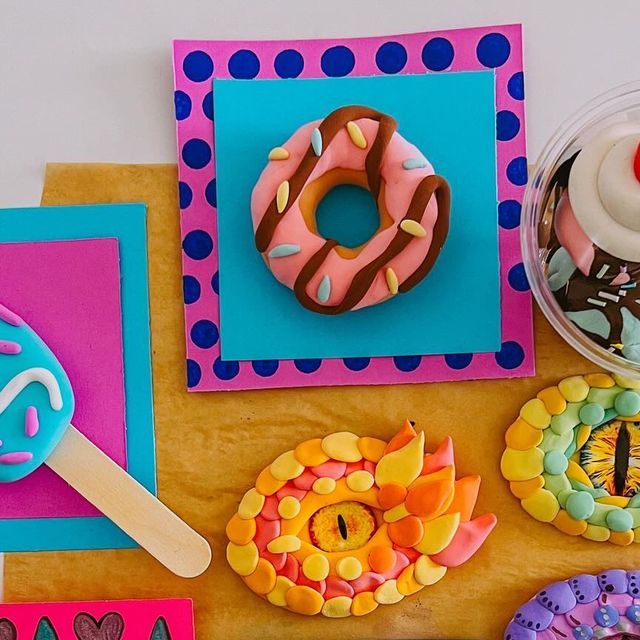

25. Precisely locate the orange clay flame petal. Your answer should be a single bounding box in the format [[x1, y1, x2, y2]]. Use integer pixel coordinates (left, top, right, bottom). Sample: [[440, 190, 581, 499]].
[[444, 475, 481, 522], [384, 418, 417, 453]]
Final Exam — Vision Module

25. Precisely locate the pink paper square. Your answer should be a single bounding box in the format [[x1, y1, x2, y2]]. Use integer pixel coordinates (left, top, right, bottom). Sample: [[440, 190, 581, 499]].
[[0, 238, 126, 518]]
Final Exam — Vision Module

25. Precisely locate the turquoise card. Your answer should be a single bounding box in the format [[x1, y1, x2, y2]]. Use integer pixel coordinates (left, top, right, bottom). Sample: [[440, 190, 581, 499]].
[[215, 73, 500, 360]]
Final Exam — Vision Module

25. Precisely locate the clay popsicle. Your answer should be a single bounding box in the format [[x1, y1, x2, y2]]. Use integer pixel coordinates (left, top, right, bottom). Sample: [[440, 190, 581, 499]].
[[0, 302, 211, 578]]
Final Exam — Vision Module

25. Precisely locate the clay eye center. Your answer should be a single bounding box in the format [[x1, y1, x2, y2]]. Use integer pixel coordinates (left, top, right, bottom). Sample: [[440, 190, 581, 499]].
[[581, 420, 640, 497], [308, 501, 377, 552]]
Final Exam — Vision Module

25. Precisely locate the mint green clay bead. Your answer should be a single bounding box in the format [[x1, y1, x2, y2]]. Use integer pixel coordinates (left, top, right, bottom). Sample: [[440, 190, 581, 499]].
[[566, 491, 595, 520], [579, 402, 605, 426], [614, 390, 640, 417], [543, 450, 569, 475], [606, 508, 634, 532]]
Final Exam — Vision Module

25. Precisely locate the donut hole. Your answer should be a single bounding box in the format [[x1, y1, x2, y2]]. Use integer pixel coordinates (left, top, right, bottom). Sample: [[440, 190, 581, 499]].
[[299, 168, 394, 258]]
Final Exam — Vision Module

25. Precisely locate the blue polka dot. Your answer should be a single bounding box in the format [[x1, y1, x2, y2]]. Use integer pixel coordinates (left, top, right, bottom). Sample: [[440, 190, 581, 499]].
[[174, 90, 192, 120], [421, 37, 455, 71], [178, 181, 193, 209], [496, 110, 520, 141], [211, 271, 219, 295], [182, 230, 213, 260], [393, 355, 422, 372], [186, 359, 202, 388], [182, 138, 211, 170], [343, 357, 370, 371], [477, 33, 511, 68], [321, 46, 355, 77], [274, 49, 304, 78], [498, 200, 521, 229], [495, 341, 525, 369], [205, 178, 217, 207], [213, 357, 240, 380], [183, 275, 201, 304], [508, 71, 524, 100], [506, 157, 528, 186], [252, 359, 279, 377], [228, 49, 260, 79], [190, 319, 219, 349], [375, 42, 407, 74], [202, 91, 213, 120], [508, 262, 530, 291], [183, 50, 214, 82], [444, 353, 473, 369], [294, 358, 322, 374]]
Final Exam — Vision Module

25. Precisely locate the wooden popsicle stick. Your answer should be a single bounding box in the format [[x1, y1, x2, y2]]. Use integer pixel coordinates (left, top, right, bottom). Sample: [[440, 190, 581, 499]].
[[47, 425, 212, 578]]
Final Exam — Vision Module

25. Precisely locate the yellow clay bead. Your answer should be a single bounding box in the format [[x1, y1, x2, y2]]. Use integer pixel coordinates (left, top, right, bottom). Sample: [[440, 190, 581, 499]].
[[553, 510, 587, 536], [610, 530, 635, 546], [346, 121, 367, 149], [268, 146, 289, 161], [267, 535, 301, 554], [375, 431, 425, 488], [558, 376, 590, 402], [294, 438, 329, 467], [225, 513, 256, 545], [276, 180, 289, 214], [351, 592, 378, 616], [321, 431, 362, 462], [414, 555, 447, 586], [302, 553, 330, 582], [267, 576, 295, 607], [358, 437, 386, 462], [385, 268, 399, 295], [243, 558, 277, 595], [336, 556, 363, 581], [322, 596, 353, 618], [397, 564, 424, 596], [505, 418, 544, 450], [584, 523, 610, 542], [584, 373, 615, 388], [346, 470, 375, 492], [285, 585, 324, 616], [238, 488, 265, 519], [613, 373, 640, 389], [510, 477, 545, 500], [536, 387, 567, 415], [414, 512, 460, 555], [312, 477, 336, 495], [374, 579, 404, 605], [383, 503, 410, 523], [566, 460, 593, 487], [226, 541, 259, 577], [270, 450, 304, 481], [400, 219, 427, 237], [521, 488, 560, 523], [519, 398, 552, 429], [255, 466, 286, 496], [278, 496, 301, 519], [500, 447, 544, 482]]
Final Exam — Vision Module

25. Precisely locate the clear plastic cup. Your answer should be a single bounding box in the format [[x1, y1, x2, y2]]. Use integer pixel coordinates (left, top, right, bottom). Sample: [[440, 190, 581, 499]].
[[522, 81, 640, 379]]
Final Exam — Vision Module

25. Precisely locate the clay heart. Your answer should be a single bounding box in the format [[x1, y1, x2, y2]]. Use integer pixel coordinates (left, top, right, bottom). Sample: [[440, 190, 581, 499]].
[[74, 613, 124, 640], [0, 619, 16, 640]]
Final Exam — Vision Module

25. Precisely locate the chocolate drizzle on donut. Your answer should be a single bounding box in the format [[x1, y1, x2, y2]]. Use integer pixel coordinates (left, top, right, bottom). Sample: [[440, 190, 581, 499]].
[[255, 105, 451, 314]]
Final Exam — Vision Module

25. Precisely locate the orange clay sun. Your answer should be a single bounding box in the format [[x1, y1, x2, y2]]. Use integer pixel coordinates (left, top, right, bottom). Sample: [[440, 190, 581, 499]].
[[225, 420, 497, 618]]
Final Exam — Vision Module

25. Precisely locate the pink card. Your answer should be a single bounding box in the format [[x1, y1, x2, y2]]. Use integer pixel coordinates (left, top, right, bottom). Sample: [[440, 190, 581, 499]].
[[173, 24, 533, 391], [0, 239, 126, 518], [0, 598, 194, 639]]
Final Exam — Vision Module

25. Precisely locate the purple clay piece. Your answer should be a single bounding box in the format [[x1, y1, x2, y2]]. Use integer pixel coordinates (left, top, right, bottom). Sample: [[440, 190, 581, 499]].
[[569, 574, 601, 603], [628, 571, 640, 597], [504, 621, 538, 640], [513, 599, 555, 631], [536, 581, 577, 614], [598, 569, 628, 594]]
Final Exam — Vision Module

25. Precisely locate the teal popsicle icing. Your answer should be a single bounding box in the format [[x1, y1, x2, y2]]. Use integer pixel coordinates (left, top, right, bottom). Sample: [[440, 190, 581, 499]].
[[0, 302, 75, 482]]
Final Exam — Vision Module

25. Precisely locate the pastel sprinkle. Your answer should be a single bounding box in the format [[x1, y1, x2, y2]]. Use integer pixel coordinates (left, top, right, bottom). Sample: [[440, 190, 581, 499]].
[[317, 275, 331, 303], [622, 283, 637, 289], [400, 219, 427, 237], [596, 264, 610, 279], [0, 451, 33, 465], [598, 291, 620, 302], [385, 268, 399, 295], [0, 340, 21, 355], [268, 146, 289, 161], [587, 298, 607, 308], [24, 406, 39, 438], [276, 181, 289, 214], [311, 128, 323, 156], [0, 303, 23, 327], [402, 158, 428, 170], [346, 121, 367, 149], [619, 290, 628, 296], [268, 244, 301, 259]]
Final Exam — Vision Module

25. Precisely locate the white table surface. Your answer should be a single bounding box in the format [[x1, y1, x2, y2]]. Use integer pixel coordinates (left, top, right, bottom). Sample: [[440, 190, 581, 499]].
[[0, 0, 638, 207]]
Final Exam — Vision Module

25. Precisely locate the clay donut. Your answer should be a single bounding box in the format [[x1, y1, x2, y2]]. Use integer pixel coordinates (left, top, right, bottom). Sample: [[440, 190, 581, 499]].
[[250, 105, 451, 314]]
